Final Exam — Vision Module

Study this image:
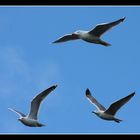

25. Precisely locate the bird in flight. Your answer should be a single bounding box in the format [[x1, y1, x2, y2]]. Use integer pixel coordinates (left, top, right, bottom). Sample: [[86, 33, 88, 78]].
[[52, 17, 125, 47], [86, 88, 135, 123], [8, 85, 57, 127]]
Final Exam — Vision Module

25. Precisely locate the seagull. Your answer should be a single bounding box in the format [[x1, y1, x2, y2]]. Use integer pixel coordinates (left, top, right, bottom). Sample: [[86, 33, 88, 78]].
[[86, 88, 135, 123], [8, 85, 57, 127], [52, 17, 125, 47]]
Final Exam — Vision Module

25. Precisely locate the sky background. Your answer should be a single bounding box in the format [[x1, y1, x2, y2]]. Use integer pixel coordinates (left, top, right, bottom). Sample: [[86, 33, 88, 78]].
[[0, 6, 140, 134]]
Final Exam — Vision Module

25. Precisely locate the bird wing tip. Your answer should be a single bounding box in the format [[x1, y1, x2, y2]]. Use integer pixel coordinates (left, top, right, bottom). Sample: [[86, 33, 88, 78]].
[[8, 107, 12, 110], [86, 88, 91, 96], [8, 108, 15, 112], [122, 17, 126, 21], [54, 84, 58, 88], [132, 92, 135, 96]]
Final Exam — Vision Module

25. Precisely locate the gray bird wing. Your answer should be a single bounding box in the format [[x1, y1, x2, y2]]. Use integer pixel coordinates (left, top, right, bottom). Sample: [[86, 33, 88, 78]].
[[86, 88, 106, 111], [52, 34, 79, 43], [28, 85, 57, 120], [105, 92, 135, 116], [8, 108, 26, 117], [89, 17, 125, 37]]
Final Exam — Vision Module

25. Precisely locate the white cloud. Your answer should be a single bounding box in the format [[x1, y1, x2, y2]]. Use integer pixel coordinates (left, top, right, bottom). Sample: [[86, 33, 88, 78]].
[[0, 45, 31, 100]]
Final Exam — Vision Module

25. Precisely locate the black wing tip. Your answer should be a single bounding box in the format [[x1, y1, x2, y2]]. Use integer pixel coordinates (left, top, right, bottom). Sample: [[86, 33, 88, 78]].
[[130, 92, 135, 97], [53, 84, 58, 89], [126, 92, 135, 99], [48, 85, 58, 91], [121, 17, 126, 22], [86, 88, 91, 96]]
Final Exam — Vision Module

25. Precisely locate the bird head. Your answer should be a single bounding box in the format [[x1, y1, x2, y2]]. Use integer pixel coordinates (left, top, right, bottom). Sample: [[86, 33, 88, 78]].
[[92, 110, 99, 115], [18, 117, 24, 122], [73, 30, 82, 35]]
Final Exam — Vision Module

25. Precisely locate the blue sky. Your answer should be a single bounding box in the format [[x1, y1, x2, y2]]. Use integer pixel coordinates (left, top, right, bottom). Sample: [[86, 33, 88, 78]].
[[0, 6, 140, 134]]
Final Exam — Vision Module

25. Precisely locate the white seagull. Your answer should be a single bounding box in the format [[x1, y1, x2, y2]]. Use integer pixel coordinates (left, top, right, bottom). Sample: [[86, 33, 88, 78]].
[[53, 17, 125, 47], [86, 88, 135, 123], [8, 85, 57, 127]]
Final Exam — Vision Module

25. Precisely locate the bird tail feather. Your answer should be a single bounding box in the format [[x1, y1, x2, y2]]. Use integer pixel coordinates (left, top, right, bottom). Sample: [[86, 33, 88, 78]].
[[114, 118, 122, 123], [100, 40, 111, 47]]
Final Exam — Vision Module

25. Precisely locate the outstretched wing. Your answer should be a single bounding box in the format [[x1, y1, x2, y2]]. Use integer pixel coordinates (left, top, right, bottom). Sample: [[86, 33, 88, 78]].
[[28, 85, 57, 120], [52, 34, 79, 43], [8, 108, 26, 117], [89, 17, 125, 37], [105, 92, 135, 115], [86, 88, 106, 111]]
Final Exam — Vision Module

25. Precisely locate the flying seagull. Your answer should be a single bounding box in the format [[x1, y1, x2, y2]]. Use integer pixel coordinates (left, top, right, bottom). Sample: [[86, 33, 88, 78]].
[[86, 88, 135, 123], [8, 85, 57, 127], [52, 17, 125, 46]]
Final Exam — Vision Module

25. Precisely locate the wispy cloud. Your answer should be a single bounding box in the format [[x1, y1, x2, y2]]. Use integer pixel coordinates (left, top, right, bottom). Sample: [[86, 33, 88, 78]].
[[0, 45, 34, 133], [0, 45, 62, 133], [0, 45, 31, 99]]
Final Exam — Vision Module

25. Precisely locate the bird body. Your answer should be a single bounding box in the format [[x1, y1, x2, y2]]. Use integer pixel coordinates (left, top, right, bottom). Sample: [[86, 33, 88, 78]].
[[53, 17, 125, 46], [73, 30, 111, 46], [77, 32, 101, 43], [92, 110, 122, 123], [86, 88, 135, 123], [18, 117, 45, 127], [8, 85, 57, 127]]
